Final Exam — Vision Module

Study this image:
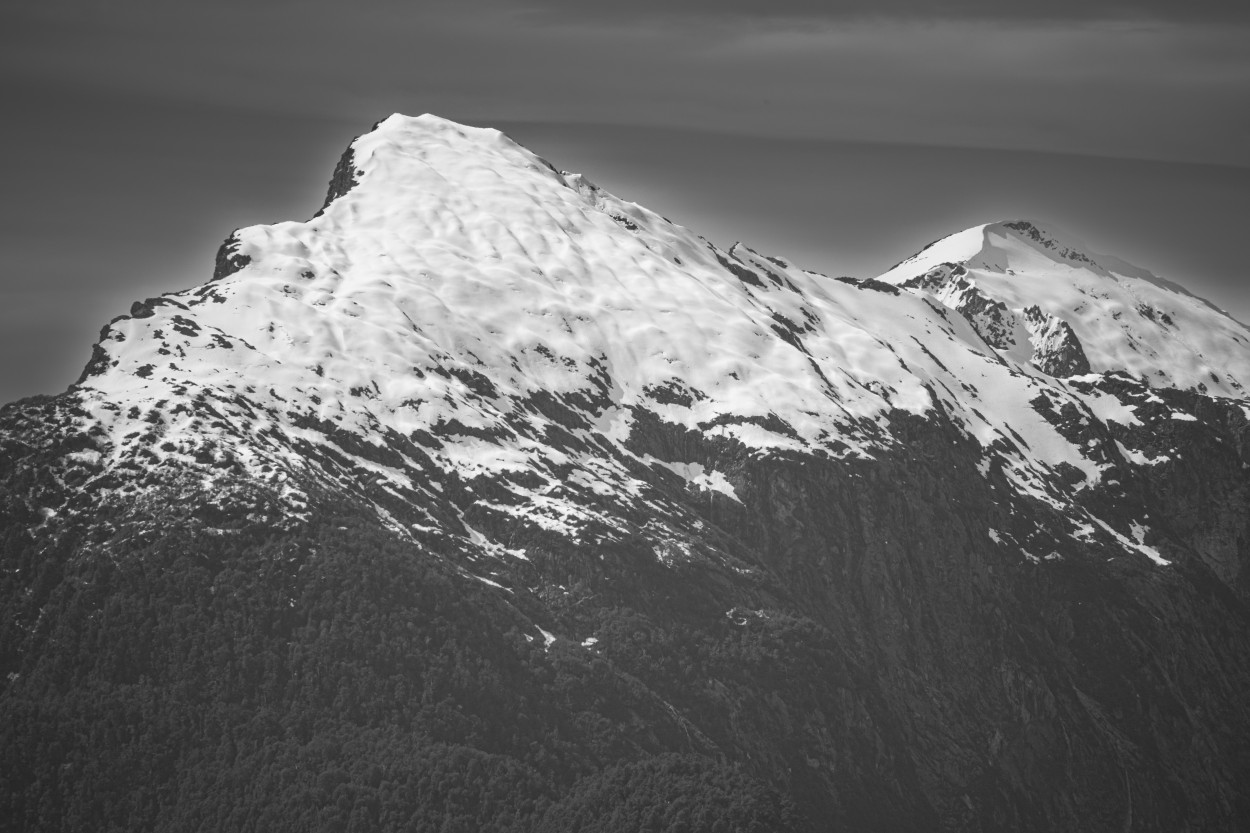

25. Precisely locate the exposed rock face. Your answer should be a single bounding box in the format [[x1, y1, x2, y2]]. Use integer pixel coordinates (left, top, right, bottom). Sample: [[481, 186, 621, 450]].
[[1001, 219, 1100, 268], [1023, 305, 1090, 377], [318, 144, 362, 214], [2, 115, 1249, 832], [211, 230, 250, 280], [902, 264, 1018, 348], [900, 265, 1092, 378]]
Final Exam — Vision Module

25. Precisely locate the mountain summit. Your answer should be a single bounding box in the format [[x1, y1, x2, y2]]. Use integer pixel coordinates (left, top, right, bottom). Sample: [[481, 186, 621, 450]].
[[881, 219, 1250, 396], [4, 115, 1250, 832]]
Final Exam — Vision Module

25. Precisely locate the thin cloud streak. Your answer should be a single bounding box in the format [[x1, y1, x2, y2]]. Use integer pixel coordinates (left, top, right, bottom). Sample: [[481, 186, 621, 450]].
[[516, 0, 1250, 24]]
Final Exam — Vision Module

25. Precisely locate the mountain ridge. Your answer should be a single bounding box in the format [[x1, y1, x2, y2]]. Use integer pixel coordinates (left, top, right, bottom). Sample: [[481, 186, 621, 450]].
[[59, 114, 1247, 574], [3, 113, 1250, 832]]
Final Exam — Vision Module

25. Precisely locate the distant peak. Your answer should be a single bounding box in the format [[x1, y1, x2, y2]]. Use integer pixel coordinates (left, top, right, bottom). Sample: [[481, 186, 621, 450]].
[[880, 219, 1110, 284]]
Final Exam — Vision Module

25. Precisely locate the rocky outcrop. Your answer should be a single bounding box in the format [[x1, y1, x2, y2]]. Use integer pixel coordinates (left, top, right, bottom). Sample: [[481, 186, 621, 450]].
[[1002, 220, 1100, 268], [317, 144, 361, 216], [1023, 305, 1090, 377], [902, 265, 1091, 377], [211, 230, 250, 280], [902, 265, 1017, 349]]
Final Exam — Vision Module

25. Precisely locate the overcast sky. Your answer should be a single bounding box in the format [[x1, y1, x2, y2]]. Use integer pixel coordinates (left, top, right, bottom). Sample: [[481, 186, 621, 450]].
[[2, 0, 1248, 403]]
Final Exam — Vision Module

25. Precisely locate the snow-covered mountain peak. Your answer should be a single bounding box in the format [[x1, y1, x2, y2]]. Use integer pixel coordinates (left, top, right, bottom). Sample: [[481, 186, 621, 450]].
[[11, 117, 1250, 831], [42, 114, 1250, 573], [986, 219, 1104, 269], [345, 113, 553, 186], [881, 219, 1250, 397], [882, 219, 1103, 280]]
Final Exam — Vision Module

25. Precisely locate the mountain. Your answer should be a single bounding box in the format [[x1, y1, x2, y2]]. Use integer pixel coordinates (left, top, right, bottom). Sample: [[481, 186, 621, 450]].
[[880, 219, 1250, 396], [3, 114, 1249, 832]]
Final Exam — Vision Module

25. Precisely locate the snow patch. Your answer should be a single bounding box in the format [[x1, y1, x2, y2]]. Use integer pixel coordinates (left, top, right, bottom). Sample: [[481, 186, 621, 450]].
[[647, 457, 741, 502], [537, 627, 557, 648]]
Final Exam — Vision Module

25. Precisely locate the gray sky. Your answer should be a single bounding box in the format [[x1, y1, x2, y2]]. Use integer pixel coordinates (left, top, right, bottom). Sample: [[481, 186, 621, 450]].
[[2, 0, 1248, 403]]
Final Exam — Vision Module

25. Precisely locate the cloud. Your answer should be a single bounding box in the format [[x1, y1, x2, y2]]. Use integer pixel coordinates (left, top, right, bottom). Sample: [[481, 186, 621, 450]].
[[516, 0, 1250, 24]]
